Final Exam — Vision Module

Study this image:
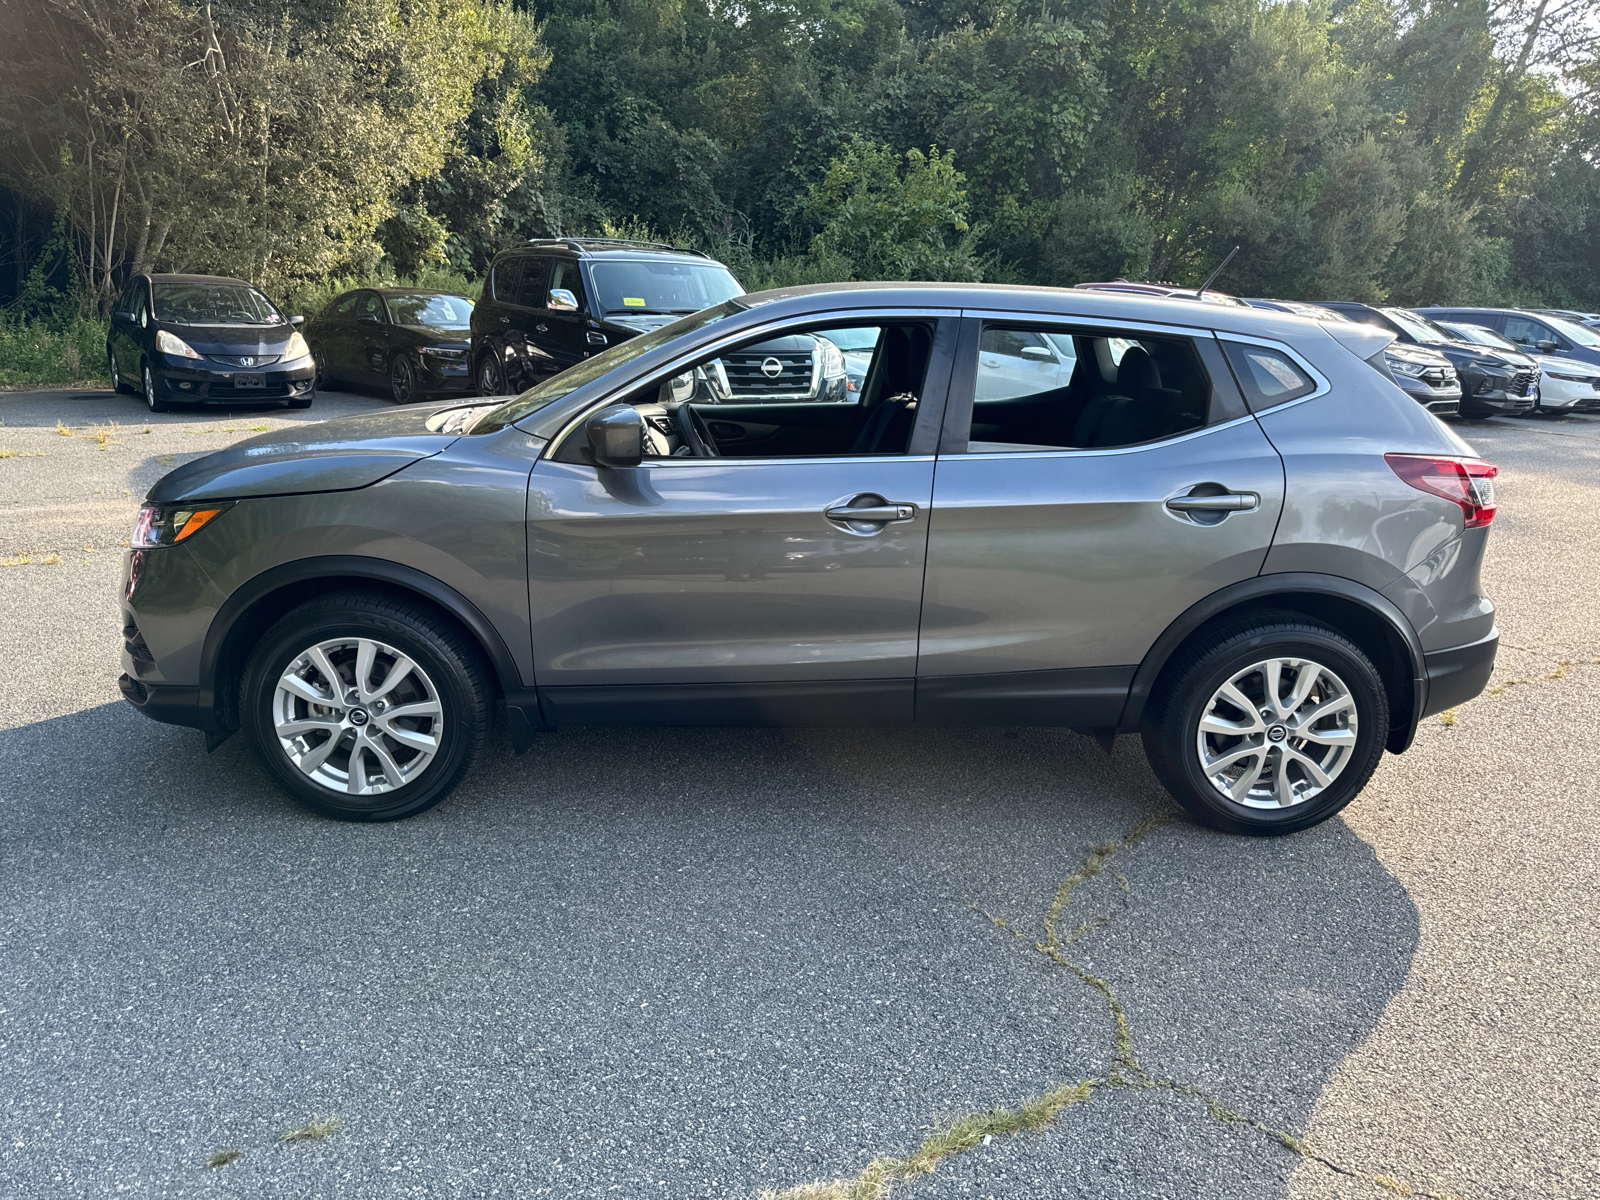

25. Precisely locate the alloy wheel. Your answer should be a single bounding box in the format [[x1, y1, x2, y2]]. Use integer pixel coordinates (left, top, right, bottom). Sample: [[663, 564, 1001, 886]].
[[478, 356, 503, 395], [390, 356, 415, 404], [271, 637, 443, 796], [143, 364, 158, 411], [312, 344, 329, 388], [1194, 657, 1358, 809]]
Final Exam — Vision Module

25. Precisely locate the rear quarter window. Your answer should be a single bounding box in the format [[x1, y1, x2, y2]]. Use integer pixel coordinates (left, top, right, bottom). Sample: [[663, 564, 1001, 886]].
[[1221, 341, 1318, 411]]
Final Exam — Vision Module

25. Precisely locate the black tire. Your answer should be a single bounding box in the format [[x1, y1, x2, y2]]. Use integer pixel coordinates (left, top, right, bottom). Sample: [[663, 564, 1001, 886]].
[[476, 352, 506, 396], [1141, 614, 1389, 836], [240, 591, 491, 822], [109, 347, 136, 394], [142, 362, 173, 413], [311, 343, 331, 389], [390, 355, 418, 404]]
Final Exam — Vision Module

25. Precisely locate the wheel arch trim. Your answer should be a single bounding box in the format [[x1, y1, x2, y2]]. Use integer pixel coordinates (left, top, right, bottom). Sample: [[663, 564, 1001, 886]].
[[1116, 572, 1427, 744], [199, 555, 528, 723]]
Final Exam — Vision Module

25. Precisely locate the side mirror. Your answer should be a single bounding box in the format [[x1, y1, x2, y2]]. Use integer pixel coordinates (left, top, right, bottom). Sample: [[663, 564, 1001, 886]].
[[1537, 340, 1559, 353], [584, 403, 644, 468], [1019, 345, 1056, 362], [359, 313, 380, 324], [548, 289, 580, 312], [114, 309, 134, 323], [289, 314, 305, 326]]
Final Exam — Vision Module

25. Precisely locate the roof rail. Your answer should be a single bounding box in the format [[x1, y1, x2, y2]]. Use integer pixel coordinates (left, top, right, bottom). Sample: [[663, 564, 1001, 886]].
[[518, 237, 710, 258]]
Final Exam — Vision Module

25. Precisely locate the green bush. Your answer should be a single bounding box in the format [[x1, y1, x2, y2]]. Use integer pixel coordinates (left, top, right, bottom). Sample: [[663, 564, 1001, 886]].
[[0, 315, 112, 386]]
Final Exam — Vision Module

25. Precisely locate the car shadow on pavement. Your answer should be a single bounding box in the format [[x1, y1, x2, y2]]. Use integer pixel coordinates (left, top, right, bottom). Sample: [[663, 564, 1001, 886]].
[[0, 703, 1417, 1199]]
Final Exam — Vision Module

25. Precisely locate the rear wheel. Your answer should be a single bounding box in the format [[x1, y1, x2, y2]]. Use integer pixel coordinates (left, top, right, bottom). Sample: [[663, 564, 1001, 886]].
[[109, 348, 136, 394], [241, 592, 491, 821], [1142, 615, 1388, 835], [311, 343, 331, 389]]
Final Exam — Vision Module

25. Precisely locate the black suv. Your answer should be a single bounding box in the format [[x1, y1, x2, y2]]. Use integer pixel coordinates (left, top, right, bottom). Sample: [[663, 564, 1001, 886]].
[[469, 239, 851, 403], [1320, 302, 1537, 418]]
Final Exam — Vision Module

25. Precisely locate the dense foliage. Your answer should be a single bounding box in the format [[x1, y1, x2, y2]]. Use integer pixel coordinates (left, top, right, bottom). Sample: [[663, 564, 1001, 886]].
[[1, 0, 1597, 365]]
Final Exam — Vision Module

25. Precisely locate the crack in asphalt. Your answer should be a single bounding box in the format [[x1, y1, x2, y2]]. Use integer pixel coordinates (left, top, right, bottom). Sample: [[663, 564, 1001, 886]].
[[757, 812, 1471, 1200]]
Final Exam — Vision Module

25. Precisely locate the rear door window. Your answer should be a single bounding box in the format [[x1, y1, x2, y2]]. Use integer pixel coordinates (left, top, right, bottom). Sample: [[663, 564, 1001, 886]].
[[513, 259, 550, 308], [1220, 341, 1317, 411], [962, 323, 1214, 451]]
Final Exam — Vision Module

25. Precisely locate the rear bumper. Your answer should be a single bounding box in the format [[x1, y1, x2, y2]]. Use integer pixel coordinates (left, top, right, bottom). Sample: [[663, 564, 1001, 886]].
[[1419, 629, 1499, 717]]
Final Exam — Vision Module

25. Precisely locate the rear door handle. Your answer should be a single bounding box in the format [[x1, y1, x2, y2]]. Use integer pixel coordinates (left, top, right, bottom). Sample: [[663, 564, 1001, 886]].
[[825, 502, 916, 523], [535, 323, 549, 333], [499, 316, 510, 324], [1166, 492, 1259, 512]]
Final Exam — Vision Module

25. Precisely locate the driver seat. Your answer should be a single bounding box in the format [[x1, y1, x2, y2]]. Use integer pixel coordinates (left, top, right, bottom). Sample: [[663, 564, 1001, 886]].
[[851, 325, 930, 454]]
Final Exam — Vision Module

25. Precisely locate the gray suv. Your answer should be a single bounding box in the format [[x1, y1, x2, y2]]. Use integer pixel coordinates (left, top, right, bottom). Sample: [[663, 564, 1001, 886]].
[[119, 285, 1500, 835]]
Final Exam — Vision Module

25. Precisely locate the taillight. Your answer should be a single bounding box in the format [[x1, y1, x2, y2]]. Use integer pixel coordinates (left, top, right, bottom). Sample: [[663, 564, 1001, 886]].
[[1385, 454, 1498, 528]]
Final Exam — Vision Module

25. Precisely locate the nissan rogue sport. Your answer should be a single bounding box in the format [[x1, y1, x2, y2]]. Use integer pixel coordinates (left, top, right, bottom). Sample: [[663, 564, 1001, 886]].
[[119, 284, 1500, 835]]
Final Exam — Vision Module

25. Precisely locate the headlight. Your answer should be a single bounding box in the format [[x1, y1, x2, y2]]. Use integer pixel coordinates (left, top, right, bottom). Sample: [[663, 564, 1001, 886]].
[[131, 503, 232, 547], [284, 331, 310, 360], [156, 330, 201, 360], [1387, 356, 1430, 378], [1547, 371, 1598, 383], [420, 346, 467, 359], [818, 339, 846, 379]]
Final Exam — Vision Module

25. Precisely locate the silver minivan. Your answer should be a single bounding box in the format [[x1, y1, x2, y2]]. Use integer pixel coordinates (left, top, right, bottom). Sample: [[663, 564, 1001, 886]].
[[119, 284, 1500, 834]]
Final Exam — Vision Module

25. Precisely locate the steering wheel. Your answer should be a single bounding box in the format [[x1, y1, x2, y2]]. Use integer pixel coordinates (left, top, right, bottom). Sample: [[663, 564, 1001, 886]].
[[672, 402, 720, 457]]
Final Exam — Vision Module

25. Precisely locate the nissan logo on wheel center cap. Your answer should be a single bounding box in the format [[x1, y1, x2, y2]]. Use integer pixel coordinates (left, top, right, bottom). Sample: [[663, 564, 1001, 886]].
[[348, 708, 370, 727], [1267, 724, 1287, 743], [761, 356, 783, 378]]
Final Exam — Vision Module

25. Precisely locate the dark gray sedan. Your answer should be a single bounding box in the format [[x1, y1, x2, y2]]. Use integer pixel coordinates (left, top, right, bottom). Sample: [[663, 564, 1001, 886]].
[[118, 285, 1500, 835]]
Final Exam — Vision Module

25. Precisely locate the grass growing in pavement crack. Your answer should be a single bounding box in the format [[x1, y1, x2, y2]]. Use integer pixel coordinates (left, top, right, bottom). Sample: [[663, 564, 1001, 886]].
[[759, 810, 1465, 1200], [205, 1149, 243, 1168], [281, 1117, 340, 1143]]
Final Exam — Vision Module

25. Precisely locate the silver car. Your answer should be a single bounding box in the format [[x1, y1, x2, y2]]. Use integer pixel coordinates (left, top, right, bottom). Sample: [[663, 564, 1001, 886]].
[[119, 284, 1500, 835]]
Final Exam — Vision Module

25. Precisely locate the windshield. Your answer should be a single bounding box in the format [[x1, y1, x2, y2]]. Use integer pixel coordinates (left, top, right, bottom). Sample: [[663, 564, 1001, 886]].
[[1440, 322, 1518, 352], [154, 282, 283, 326], [1545, 314, 1600, 346], [589, 261, 744, 317], [387, 293, 473, 328], [473, 302, 745, 433], [1384, 308, 1453, 344]]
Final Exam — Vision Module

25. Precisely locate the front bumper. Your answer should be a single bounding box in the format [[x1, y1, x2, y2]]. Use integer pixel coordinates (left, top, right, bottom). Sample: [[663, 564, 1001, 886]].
[[1420, 628, 1499, 717], [155, 355, 316, 402]]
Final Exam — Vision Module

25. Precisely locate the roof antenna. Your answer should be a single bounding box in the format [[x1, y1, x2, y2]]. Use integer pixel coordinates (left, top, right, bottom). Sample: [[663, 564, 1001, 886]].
[[1196, 245, 1240, 296]]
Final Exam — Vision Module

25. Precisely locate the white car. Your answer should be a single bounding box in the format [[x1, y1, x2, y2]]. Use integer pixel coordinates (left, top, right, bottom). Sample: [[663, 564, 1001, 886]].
[[1437, 321, 1600, 414]]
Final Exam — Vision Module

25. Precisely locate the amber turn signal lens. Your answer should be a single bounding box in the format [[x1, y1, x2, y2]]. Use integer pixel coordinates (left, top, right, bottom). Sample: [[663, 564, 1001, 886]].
[[174, 508, 224, 541]]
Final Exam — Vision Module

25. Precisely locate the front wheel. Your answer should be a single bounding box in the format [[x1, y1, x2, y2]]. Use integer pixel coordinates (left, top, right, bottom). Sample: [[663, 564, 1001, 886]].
[[476, 353, 507, 396], [240, 592, 491, 821], [390, 355, 418, 404], [1142, 616, 1388, 835], [143, 362, 173, 413]]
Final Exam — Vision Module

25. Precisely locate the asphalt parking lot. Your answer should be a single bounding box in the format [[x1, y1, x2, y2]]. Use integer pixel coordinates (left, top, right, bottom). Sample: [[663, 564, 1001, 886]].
[[1, 385, 1596, 1200]]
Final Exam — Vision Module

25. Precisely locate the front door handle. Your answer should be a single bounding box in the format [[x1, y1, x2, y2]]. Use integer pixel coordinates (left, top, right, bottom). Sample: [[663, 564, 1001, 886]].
[[824, 501, 916, 523], [499, 316, 510, 325], [1166, 492, 1259, 513], [535, 323, 549, 333]]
